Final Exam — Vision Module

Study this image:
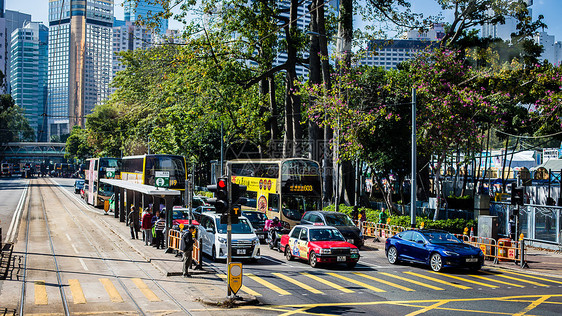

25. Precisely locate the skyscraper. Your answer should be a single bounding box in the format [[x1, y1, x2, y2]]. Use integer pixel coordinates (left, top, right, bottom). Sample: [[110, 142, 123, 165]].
[[10, 22, 49, 141], [48, 0, 113, 139], [1, 10, 31, 93], [124, 0, 168, 35]]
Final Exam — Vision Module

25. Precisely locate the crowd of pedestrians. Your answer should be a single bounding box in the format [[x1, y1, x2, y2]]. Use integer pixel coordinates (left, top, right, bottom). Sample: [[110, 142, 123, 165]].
[[126, 205, 167, 249]]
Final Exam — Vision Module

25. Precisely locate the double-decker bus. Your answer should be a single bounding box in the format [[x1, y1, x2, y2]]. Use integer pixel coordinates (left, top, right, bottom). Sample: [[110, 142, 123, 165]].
[[228, 158, 322, 227], [1, 163, 11, 176], [121, 154, 187, 192], [85, 157, 121, 207]]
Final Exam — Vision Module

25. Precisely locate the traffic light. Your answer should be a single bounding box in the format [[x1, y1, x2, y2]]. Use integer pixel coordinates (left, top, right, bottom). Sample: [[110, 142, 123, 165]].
[[231, 183, 247, 206], [230, 204, 242, 224], [207, 177, 229, 213], [510, 184, 524, 206]]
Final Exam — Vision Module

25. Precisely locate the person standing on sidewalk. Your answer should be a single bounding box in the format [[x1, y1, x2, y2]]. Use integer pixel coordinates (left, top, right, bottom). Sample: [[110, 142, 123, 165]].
[[180, 225, 196, 277], [154, 213, 166, 249], [127, 206, 138, 239], [141, 207, 153, 245]]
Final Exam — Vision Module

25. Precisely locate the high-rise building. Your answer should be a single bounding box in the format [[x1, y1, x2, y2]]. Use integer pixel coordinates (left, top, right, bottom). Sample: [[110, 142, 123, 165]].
[[48, 0, 113, 139], [481, 0, 533, 41], [534, 31, 561, 66], [10, 22, 49, 141], [0, 10, 31, 92], [124, 0, 168, 35]]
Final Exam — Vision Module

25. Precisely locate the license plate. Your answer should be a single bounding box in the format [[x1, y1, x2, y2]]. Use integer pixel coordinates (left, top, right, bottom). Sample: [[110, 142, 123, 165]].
[[466, 258, 478, 263], [258, 235, 265, 239], [346, 239, 354, 244], [236, 249, 246, 255], [337, 256, 346, 262]]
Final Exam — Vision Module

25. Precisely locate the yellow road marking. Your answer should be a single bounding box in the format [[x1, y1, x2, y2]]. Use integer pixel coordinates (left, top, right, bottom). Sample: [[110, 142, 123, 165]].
[[326, 273, 385, 293], [429, 272, 498, 288], [34, 280, 48, 305], [378, 272, 444, 291], [489, 273, 549, 287], [99, 278, 123, 302], [272, 273, 324, 294], [132, 278, 161, 302], [301, 273, 354, 293], [406, 300, 448, 316], [246, 273, 291, 295], [68, 279, 86, 304], [217, 274, 261, 297], [468, 274, 525, 288], [403, 272, 471, 290], [353, 272, 414, 291], [513, 295, 551, 316], [494, 269, 562, 285]]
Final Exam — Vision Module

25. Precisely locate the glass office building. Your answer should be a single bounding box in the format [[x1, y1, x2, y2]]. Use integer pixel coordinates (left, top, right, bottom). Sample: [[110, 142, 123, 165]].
[[10, 22, 49, 141], [124, 0, 167, 35], [48, 0, 113, 138]]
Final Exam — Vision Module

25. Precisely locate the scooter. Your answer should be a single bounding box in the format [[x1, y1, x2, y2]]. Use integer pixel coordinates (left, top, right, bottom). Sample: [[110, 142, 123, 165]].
[[266, 226, 290, 251]]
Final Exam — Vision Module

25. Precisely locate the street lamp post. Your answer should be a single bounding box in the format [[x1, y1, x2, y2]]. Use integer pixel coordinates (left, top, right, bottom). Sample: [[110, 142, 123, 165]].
[[411, 88, 417, 228]]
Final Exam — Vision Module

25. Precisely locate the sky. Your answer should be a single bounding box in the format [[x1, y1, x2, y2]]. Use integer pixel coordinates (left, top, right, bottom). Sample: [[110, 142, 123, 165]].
[[5, 0, 562, 41]]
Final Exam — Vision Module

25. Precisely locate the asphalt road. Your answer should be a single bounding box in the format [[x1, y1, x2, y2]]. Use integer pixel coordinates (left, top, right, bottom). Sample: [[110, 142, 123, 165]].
[[0, 176, 27, 243], [23, 178, 562, 315]]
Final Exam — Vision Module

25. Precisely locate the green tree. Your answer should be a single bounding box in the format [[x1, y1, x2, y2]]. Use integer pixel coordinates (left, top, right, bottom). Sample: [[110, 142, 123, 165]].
[[65, 126, 94, 161]]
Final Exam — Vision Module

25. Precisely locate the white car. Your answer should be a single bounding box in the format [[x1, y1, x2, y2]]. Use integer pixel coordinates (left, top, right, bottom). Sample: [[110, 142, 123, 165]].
[[198, 212, 261, 261]]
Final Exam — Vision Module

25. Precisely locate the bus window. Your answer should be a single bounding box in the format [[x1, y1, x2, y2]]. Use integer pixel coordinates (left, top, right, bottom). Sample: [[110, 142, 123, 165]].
[[268, 193, 279, 213], [282, 196, 321, 221]]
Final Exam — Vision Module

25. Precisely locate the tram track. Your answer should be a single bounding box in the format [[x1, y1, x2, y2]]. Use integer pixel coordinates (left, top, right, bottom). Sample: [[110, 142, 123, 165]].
[[44, 177, 193, 315]]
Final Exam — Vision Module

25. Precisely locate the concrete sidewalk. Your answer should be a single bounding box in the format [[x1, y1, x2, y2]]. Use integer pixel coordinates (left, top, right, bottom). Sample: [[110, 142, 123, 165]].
[[366, 237, 562, 277]]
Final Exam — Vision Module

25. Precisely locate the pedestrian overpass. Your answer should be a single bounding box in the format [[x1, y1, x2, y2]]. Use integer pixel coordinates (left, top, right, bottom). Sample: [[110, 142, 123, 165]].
[[0, 142, 66, 164]]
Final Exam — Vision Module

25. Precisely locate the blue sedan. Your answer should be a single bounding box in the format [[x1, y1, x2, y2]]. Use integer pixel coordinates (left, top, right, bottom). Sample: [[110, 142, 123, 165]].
[[385, 229, 484, 272]]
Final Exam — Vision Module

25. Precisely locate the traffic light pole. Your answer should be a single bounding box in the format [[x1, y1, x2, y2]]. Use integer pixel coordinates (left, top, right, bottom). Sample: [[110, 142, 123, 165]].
[[226, 165, 232, 297]]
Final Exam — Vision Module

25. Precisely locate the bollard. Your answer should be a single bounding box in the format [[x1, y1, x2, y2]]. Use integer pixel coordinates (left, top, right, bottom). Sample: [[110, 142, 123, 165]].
[[195, 237, 203, 270], [520, 237, 528, 268]]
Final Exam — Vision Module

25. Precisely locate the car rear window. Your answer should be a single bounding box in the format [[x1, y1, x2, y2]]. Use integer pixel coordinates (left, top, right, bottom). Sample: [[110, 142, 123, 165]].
[[324, 213, 354, 226]]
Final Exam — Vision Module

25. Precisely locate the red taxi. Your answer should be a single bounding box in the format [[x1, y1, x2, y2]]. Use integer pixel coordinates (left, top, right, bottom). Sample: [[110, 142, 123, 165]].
[[280, 225, 360, 268], [171, 208, 199, 227]]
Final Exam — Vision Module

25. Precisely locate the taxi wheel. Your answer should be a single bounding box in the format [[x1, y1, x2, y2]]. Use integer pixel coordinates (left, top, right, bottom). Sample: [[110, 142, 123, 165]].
[[309, 251, 318, 268], [285, 247, 293, 261]]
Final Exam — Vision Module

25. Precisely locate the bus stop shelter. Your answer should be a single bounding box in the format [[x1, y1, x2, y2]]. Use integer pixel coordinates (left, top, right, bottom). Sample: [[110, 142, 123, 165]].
[[100, 179, 181, 248]]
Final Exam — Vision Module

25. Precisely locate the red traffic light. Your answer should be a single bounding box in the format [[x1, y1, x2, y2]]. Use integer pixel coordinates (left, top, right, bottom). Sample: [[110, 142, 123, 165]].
[[217, 178, 227, 189]]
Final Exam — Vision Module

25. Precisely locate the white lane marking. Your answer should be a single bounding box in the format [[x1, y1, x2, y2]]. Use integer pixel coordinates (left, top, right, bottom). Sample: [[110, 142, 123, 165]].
[[79, 258, 89, 271], [6, 181, 30, 243], [71, 244, 80, 254], [66, 233, 72, 241]]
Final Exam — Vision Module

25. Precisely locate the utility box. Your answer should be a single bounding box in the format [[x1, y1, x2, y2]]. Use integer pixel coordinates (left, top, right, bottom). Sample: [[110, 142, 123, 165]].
[[474, 194, 490, 219], [478, 215, 498, 240]]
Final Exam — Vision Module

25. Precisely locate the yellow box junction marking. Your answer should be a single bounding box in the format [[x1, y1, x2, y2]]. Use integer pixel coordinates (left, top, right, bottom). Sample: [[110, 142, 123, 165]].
[[301, 273, 354, 293], [513, 295, 552, 316], [217, 274, 261, 297], [34, 280, 48, 305], [245, 273, 291, 295], [378, 272, 444, 291], [68, 279, 87, 304], [429, 272, 498, 288], [482, 271, 550, 287], [405, 300, 448, 316], [326, 273, 385, 293], [493, 269, 562, 285], [99, 278, 123, 302], [353, 272, 415, 292], [403, 272, 471, 290], [132, 278, 161, 302], [272, 273, 324, 294], [468, 274, 525, 288]]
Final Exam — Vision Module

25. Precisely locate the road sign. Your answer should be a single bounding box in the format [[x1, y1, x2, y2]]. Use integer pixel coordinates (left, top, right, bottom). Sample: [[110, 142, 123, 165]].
[[155, 171, 170, 188], [106, 168, 116, 178], [228, 262, 243, 295]]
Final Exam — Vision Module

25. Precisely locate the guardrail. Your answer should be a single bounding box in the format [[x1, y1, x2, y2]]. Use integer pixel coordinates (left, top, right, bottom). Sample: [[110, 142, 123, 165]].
[[167, 229, 203, 269]]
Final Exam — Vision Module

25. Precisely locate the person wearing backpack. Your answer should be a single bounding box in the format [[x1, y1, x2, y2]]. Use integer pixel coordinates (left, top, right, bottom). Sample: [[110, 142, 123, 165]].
[[180, 225, 196, 277]]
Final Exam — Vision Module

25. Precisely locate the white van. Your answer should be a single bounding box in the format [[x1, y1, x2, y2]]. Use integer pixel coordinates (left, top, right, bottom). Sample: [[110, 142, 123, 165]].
[[199, 212, 261, 261]]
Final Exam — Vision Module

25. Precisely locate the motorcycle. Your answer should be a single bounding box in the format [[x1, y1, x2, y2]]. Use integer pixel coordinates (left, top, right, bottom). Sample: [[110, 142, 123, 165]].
[[266, 226, 290, 251]]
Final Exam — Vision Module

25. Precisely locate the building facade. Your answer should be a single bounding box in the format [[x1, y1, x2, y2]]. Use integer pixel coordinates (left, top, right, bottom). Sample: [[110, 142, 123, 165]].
[[2, 10, 31, 93], [124, 0, 168, 35], [48, 0, 113, 139], [10, 22, 49, 141]]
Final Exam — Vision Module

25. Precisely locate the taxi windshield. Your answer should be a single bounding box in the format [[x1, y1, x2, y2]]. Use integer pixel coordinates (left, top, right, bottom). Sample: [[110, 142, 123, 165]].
[[309, 228, 345, 242], [173, 211, 189, 220]]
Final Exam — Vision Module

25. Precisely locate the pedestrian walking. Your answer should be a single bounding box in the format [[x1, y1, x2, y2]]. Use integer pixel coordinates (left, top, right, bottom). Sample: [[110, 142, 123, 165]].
[[154, 213, 166, 249], [141, 207, 153, 245], [180, 225, 196, 277], [127, 206, 138, 239]]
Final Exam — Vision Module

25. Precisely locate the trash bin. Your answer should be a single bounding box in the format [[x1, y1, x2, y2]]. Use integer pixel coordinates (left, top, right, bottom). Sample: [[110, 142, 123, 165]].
[[498, 238, 511, 261]]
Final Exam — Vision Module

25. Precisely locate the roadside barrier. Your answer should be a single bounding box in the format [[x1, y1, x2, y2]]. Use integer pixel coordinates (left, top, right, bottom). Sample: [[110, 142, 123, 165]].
[[167, 229, 203, 269], [168, 229, 182, 250]]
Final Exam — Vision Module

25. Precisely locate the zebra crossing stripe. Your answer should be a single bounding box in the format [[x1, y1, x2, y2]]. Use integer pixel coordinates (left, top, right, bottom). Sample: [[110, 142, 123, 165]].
[[353, 272, 415, 291], [132, 278, 161, 302], [100, 278, 124, 302], [301, 273, 354, 293], [216, 274, 261, 296], [245, 273, 292, 295], [272, 273, 324, 294], [403, 272, 471, 290], [378, 272, 444, 291], [68, 279, 87, 304], [429, 272, 498, 288], [34, 280, 48, 305]]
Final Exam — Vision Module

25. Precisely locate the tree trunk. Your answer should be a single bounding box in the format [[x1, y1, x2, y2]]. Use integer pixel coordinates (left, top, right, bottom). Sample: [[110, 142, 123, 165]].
[[268, 75, 280, 146], [308, 0, 321, 162], [501, 137, 509, 192]]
